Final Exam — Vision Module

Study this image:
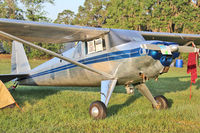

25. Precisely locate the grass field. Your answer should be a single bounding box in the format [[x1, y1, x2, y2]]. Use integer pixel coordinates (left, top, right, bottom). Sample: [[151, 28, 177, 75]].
[[0, 57, 200, 133]]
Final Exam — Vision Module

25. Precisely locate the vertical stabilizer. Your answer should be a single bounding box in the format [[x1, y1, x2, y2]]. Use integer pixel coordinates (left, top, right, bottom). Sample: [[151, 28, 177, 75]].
[[11, 41, 31, 74]]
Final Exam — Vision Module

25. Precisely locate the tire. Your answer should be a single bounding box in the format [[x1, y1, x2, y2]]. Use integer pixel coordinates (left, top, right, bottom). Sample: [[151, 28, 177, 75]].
[[152, 95, 168, 109], [89, 101, 107, 119]]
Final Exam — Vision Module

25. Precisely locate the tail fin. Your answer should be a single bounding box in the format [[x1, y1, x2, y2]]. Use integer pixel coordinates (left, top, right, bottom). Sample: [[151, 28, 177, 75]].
[[11, 41, 31, 74]]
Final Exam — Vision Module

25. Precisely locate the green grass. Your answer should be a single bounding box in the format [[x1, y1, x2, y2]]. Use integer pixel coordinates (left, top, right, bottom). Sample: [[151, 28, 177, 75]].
[[0, 57, 47, 74], [0, 58, 200, 133]]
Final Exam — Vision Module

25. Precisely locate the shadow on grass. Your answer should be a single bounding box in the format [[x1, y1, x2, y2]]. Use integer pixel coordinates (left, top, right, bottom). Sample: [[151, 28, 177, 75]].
[[107, 95, 140, 117], [167, 99, 174, 108], [10, 87, 61, 106], [107, 97, 174, 117], [10, 76, 200, 113], [108, 76, 199, 116]]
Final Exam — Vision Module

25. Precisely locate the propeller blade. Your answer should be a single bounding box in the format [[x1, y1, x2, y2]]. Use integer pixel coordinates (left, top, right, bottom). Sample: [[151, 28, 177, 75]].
[[141, 44, 199, 54], [141, 44, 161, 51], [141, 44, 173, 55], [177, 46, 199, 53]]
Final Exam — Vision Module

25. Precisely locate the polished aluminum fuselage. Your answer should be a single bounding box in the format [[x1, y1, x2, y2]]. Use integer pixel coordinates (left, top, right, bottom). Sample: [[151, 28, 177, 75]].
[[19, 41, 165, 86]]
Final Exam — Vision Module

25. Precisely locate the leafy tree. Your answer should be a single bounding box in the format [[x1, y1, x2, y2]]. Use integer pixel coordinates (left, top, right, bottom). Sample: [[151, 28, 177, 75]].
[[0, 0, 24, 19], [149, 0, 200, 33], [73, 0, 108, 27], [105, 0, 151, 30], [20, 0, 54, 22], [54, 10, 75, 24], [104, 0, 200, 33], [25, 42, 62, 59]]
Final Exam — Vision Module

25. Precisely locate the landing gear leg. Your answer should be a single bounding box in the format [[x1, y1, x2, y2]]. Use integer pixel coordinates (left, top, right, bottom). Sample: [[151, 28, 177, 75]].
[[89, 79, 117, 119], [136, 83, 168, 109]]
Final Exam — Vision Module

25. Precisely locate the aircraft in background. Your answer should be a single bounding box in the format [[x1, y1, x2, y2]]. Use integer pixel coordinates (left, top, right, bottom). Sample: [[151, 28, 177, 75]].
[[0, 18, 199, 119]]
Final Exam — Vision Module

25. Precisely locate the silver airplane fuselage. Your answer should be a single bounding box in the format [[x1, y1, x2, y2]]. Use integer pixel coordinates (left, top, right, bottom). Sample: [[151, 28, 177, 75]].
[[19, 40, 178, 87], [1, 18, 199, 119]]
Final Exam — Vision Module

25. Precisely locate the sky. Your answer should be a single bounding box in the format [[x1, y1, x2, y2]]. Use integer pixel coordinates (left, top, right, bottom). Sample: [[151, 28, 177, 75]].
[[44, 0, 85, 20]]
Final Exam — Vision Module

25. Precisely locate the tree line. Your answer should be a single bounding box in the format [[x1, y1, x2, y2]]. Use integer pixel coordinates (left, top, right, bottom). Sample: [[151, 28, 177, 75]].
[[56, 0, 200, 34], [0, 0, 200, 58]]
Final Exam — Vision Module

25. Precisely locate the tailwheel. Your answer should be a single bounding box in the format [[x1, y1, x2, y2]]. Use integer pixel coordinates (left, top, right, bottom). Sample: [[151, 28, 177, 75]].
[[152, 95, 168, 109], [89, 101, 107, 119], [125, 84, 135, 94]]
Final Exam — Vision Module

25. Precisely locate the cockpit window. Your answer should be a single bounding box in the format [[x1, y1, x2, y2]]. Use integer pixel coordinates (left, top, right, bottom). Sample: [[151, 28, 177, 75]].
[[87, 40, 95, 54], [86, 38, 105, 54]]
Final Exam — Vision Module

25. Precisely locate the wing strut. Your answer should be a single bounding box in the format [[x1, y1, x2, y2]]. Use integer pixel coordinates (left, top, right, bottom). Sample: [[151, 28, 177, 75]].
[[0, 31, 114, 79]]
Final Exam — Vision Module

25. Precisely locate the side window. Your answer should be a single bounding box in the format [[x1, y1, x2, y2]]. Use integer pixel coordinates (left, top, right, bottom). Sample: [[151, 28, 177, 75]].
[[86, 38, 105, 54], [87, 40, 96, 54], [95, 39, 104, 52]]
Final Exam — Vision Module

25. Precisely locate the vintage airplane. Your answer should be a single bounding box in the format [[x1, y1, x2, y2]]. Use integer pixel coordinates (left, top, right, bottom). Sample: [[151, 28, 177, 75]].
[[0, 18, 199, 119]]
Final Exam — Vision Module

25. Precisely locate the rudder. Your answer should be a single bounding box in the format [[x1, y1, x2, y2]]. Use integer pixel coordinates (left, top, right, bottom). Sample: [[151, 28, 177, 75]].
[[11, 41, 31, 74]]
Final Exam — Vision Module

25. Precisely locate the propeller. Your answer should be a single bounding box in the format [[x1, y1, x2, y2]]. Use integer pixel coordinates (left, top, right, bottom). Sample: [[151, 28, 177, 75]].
[[141, 43, 200, 99], [141, 44, 199, 55]]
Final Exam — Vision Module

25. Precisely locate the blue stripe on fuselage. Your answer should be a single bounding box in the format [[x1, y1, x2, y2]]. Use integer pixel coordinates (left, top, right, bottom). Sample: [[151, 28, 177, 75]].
[[151, 41, 177, 45], [26, 48, 140, 79], [25, 41, 176, 80]]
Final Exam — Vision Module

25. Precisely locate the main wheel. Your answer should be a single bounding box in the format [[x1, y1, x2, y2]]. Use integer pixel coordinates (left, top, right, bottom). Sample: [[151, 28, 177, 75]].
[[89, 101, 107, 119], [152, 95, 168, 109]]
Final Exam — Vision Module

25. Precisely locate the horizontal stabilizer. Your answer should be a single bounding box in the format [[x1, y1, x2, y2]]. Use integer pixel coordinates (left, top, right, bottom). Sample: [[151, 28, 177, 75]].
[[0, 74, 29, 83]]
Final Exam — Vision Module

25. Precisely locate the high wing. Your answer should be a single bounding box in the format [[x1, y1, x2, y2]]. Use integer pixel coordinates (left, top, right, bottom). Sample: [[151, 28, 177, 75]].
[[140, 31, 200, 46], [0, 74, 29, 83], [0, 18, 109, 43], [0, 18, 114, 79], [1, 18, 200, 45]]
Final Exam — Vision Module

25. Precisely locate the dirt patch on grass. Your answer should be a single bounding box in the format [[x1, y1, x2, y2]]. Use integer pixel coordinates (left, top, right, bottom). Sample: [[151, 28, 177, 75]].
[[0, 54, 11, 59]]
